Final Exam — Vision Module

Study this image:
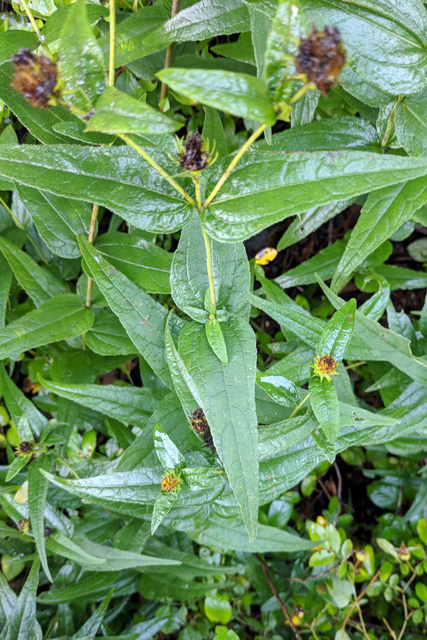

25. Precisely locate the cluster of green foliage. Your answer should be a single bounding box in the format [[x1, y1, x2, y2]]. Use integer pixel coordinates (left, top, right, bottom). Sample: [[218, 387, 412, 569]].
[[1, 0, 427, 637]]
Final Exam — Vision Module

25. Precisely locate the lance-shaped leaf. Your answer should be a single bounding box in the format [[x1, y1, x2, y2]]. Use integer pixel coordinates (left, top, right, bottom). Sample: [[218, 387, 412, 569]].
[[154, 423, 186, 470], [0, 144, 191, 234], [79, 236, 184, 388], [28, 455, 54, 582], [0, 254, 12, 329], [165, 316, 201, 416], [157, 68, 277, 125], [309, 376, 341, 443], [40, 378, 165, 428], [0, 366, 49, 437], [0, 571, 16, 628], [71, 590, 113, 639], [6, 453, 32, 482], [358, 275, 390, 321], [395, 88, 427, 157], [178, 318, 259, 541], [143, 0, 251, 52], [171, 214, 250, 322], [151, 489, 180, 534], [86, 309, 137, 357], [256, 373, 299, 407], [0, 234, 67, 306], [0, 558, 42, 640], [205, 318, 228, 363], [0, 294, 94, 361], [331, 178, 427, 292], [317, 299, 356, 362], [16, 185, 92, 259], [59, 0, 107, 113], [302, 0, 427, 95], [201, 150, 427, 242], [0, 31, 38, 65], [86, 87, 181, 135]]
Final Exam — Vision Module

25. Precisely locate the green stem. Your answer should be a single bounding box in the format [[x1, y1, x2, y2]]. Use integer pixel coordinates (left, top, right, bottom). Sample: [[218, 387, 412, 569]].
[[57, 457, 79, 479], [0, 195, 48, 264], [119, 134, 196, 205], [194, 173, 216, 311], [289, 393, 309, 419], [85, 203, 99, 308], [19, 0, 51, 55], [203, 123, 267, 209], [108, 0, 116, 87]]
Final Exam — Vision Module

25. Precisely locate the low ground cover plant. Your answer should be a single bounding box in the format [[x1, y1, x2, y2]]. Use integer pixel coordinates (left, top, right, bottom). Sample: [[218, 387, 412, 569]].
[[1, 0, 427, 638]]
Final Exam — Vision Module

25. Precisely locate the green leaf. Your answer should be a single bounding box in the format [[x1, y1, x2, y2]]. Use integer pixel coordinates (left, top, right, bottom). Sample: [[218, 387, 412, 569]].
[[417, 519, 427, 545], [416, 582, 427, 604], [151, 490, 179, 534], [0, 254, 12, 328], [178, 318, 259, 540], [0, 31, 38, 65], [143, 0, 250, 52], [203, 107, 228, 164], [275, 238, 346, 289], [6, 453, 32, 482], [309, 376, 340, 443], [153, 423, 186, 470], [86, 309, 137, 357], [395, 89, 427, 156], [188, 515, 314, 552], [331, 179, 427, 292], [16, 186, 91, 259], [317, 299, 356, 361], [359, 275, 390, 321], [53, 121, 114, 146], [0, 571, 16, 628], [205, 318, 228, 364], [28, 455, 54, 582], [0, 366, 48, 437], [79, 237, 184, 388], [0, 63, 79, 144], [157, 68, 276, 125], [164, 316, 201, 416], [266, 116, 380, 152], [36, 572, 122, 605], [0, 234, 67, 306], [46, 531, 106, 567], [72, 590, 113, 639], [277, 200, 352, 250], [362, 265, 427, 291], [0, 294, 94, 361], [256, 373, 299, 407], [43, 3, 109, 45], [0, 144, 190, 233], [86, 87, 181, 135], [258, 413, 317, 460], [202, 150, 427, 242], [40, 378, 164, 428], [302, 0, 427, 94], [205, 596, 232, 624], [0, 558, 41, 640], [58, 0, 107, 114], [95, 231, 172, 295], [171, 214, 250, 322]]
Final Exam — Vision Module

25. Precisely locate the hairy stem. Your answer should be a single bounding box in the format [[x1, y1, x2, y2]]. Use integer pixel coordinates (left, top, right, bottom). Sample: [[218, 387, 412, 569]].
[[108, 0, 116, 87], [159, 0, 180, 109], [119, 134, 196, 205], [85, 203, 99, 308], [203, 123, 267, 209], [19, 0, 50, 54], [288, 393, 309, 419]]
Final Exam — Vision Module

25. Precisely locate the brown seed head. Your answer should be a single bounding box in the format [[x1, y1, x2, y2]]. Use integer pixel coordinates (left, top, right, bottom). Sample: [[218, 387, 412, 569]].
[[17, 440, 34, 456], [311, 354, 339, 382], [191, 408, 215, 451], [161, 473, 181, 493], [296, 26, 346, 96], [179, 132, 209, 172], [17, 518, 31, 534], [11, 48, 60, 108]]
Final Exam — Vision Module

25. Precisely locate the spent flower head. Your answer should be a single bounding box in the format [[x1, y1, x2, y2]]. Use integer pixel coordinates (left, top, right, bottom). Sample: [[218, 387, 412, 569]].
[[17, 440, 35, 456], [191, 408, 215, 451], [173, 132, 218, 172], [296, 26, 346, 96], [311, 354, 340, 383], [11, 48, 60, 108]]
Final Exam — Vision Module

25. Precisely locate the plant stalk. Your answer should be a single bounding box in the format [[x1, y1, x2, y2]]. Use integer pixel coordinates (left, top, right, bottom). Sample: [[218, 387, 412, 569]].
[[108, 0, 116, 87], [119, 134, 196, 205], [85, 203, 99, 308], [159, 0, 180, 110], [19, 0, 51, 55], [194, 173, 216, 311], [203, 123, 267, 209]]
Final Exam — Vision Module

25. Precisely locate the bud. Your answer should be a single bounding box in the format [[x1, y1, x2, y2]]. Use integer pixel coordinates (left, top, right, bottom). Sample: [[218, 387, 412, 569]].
[[191, 408, 215, 451], [17, 440, 34, 456], [311, 354, 339, 383], [316, 515, 328, 528], [11, 48, 60, 108], [296, 26, 346, 96], [17, 518, 31, 534], [161, 472, 182, 493]]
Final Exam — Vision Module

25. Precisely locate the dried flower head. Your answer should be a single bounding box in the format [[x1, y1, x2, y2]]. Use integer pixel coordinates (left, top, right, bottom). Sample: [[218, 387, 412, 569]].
[[191, 408, 215, 451], [296, 26, 346, 96], [17, 518, 31, 534], [311, 354, 339, 382], [172, 132, 218, 172], [161, 472, 182, 493], [11, 48, 60, 108], [17, 440, 34, 456]]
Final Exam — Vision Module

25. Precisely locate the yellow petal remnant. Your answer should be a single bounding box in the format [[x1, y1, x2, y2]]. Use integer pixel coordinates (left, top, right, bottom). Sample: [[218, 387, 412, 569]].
[[255, 247, 278, 265], [311, 354, 340, 383], [161, 472, 182, 493]]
